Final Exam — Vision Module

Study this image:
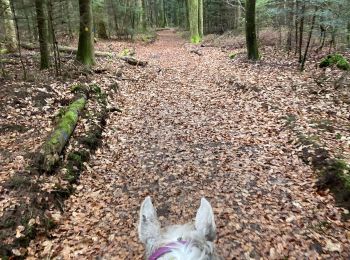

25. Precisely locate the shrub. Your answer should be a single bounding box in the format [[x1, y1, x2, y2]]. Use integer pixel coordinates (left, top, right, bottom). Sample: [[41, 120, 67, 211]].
[[320, 53, 350, 71]]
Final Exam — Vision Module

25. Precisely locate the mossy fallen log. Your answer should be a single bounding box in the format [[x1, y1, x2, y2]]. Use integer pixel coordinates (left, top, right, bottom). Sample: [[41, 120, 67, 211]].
[[21, 42, 147, 66], [37, 95, 87, 172], [120, 56, 148, 66]]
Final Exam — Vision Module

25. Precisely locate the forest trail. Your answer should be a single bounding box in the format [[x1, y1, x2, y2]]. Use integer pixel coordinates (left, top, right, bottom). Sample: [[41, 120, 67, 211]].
[[29, 30, 350, 259]]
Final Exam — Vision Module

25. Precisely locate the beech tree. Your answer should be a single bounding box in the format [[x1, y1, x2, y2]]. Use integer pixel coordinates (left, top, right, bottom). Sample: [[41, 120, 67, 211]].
[[188, 0, 203, 43], [245, 0, 259, 60], [35, 0, 50, 69], [76, 0, 95, 66], [1, 0, 17, 52]]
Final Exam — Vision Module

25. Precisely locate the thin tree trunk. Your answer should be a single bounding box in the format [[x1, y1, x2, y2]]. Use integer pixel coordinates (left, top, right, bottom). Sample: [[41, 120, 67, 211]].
[[298, 2, 305, 63], [301, 7, 317, 71], [76, 0, 95, 66], [35, 0, 50, 69], [347, 21, 350, 48], [294, 0, 299, 55], [47, 0, 60, 76], [9, 0, 27, 79], [285, 0, 293, 53], [65, 0, 74, 38], [245, 0, 259, 60], [198, 0, 203, 38]]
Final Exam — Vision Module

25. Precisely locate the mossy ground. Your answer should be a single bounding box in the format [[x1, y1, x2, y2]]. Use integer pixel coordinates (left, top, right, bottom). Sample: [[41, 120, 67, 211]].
[[0, 84, 109, 258], [298, 134, 350, 210], [191, 35, 202, 44], [320, 53, 350, 71]]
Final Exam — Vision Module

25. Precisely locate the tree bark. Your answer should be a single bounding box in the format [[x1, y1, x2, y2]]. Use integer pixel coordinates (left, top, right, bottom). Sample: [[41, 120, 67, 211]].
[[38, 95, 87, 172], [65, 0, 74, 38], [294, 0, 299, 55], [245, 0, 259, 60], [188, 0, 200, 43], [1, 0, 18, 52], [198, 0, 203, 38], [76, 0, 95, 66], [301, 7, 317, 71], [35, 0, 50, 69], [347, 21, 350, 48], [298, 2, 305, 63]]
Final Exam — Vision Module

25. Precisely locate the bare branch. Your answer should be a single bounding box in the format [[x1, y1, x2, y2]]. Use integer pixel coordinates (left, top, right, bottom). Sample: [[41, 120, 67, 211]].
[[225, 0, 245, 12]]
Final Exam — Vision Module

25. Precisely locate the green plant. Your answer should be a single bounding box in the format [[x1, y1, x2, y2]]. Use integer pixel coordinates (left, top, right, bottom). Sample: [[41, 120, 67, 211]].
[[228, 52, 236, 59], [320, 54, 350, 71]]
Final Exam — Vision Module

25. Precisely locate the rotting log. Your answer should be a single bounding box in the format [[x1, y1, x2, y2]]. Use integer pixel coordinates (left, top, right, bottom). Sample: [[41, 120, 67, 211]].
[[21, 42, 147, 66], [37, 94, 87, 172], [120, 56, 148, 66]]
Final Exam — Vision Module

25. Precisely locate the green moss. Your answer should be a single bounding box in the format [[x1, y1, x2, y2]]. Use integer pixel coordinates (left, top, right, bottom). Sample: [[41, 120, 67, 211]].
[[320, 53, 350, 71], [52, 183, 72, 198], [90, 84, 102, 95], [120, 48, 133, 57], [228, 53, 237, 59], [336, 133, 342, 140], [67, 153, 82, 164], [71, 84, 86, 93], [337, 59, 350, 70], [64, 166, 78, 183], [6, 175, 31, 190], [44, 217, 56, 230], [298, 134, 320, 145], [191, 35, 201, 44], [284, 114, 297, 125], [2, 219, 15, 228], [311, 119, 334, 132], [140, 33, 156, 43], [0, 48, 8, 54], [81, 132, 101, 149]]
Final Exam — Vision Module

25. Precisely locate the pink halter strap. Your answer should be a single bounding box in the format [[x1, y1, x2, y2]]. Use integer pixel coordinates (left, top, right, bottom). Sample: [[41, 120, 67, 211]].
[[149, 240, 189, 260]]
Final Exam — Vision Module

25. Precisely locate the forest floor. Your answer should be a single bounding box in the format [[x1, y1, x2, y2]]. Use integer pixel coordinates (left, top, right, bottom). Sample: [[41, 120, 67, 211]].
[[1, 29, 350, 259]]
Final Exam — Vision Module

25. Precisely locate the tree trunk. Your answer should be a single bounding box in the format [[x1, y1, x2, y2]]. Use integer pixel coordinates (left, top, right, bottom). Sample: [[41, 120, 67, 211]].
[[347, 21, 350, 48], [1, 0, 18, 52], [21, 0, 33, 42], [301, 8, 317, 71], [76, 0, 95, 66], [294, 0, 299, 55], [298, 2, 305, 63], [35, 0, 50, 69], [158, 0, 166, 27], [65, 0, 74, 38], [38, 95, 87, 172], [188, 0, 200, 43], [245, 0, 259, 60], [198, 0, 203, 38]]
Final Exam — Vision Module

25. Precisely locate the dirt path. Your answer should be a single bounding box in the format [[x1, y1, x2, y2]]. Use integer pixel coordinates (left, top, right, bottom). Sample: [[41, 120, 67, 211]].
[[28, 30, 350, 259]]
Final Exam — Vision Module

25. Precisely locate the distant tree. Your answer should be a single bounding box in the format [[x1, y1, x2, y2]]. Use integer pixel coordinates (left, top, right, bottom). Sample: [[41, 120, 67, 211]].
[[245, 0, 259, 60], [77, 0, 95, 66], [1, 0, 17, 52], [35, 0, 50, 69], [198, 0, 203, 38], [188, 0, 203, 43]]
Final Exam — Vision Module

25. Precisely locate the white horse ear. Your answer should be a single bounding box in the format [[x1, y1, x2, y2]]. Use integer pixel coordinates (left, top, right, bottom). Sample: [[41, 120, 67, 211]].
[[138, 196, 161, 245], [195, 197, 216, 241]]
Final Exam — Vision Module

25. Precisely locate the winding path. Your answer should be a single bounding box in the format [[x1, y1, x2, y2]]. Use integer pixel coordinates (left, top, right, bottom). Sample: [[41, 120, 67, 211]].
[[30, 30, 350, 259]]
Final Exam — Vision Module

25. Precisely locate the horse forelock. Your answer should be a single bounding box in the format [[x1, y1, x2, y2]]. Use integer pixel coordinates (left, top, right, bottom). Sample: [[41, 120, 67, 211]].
[[148, 224, 217, 260]]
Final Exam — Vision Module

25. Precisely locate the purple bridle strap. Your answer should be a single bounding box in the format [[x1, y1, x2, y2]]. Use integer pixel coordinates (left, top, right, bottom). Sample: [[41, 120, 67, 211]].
[[148, 240, 189, 260]]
